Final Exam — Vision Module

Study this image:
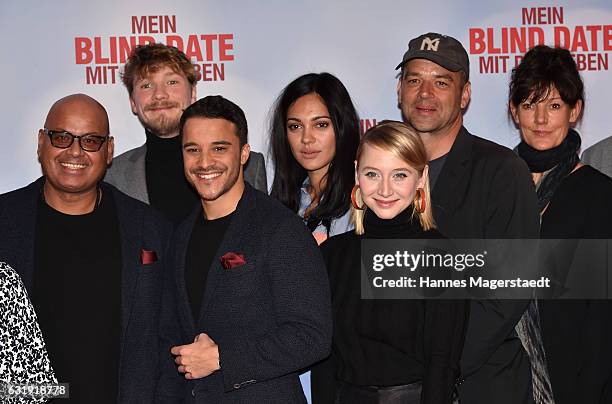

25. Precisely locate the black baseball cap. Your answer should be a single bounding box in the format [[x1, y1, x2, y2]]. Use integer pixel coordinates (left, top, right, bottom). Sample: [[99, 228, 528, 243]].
[[396, 32, 469, 80]]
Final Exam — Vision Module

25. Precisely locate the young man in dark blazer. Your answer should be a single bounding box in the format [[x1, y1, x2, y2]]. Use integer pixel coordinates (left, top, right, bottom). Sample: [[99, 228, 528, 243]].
[[0, 94, 171, 403], [157, 95, 331, 403], [396, 33, 540, 403]]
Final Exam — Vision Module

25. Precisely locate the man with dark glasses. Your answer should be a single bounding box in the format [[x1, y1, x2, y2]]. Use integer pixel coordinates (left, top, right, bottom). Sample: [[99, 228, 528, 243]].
[[42, 128, 110, 152], [0, 93, 171, 403]]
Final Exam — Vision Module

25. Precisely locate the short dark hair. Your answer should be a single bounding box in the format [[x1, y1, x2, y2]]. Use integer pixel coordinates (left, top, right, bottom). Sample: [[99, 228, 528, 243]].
[[269, 72, 360, 231], [179, 95, 248, 146], [509, 45, 584, 110], [121, 43, 196, 95]]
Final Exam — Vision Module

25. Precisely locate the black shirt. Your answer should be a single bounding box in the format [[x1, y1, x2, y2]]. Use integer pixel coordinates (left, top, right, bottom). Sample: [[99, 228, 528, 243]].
[[428, 153, 447, 190], [33, 190, 122, 403], [145, 130, 200, 224], [313, 208, 467, 403], [185, 208, 234, 323]]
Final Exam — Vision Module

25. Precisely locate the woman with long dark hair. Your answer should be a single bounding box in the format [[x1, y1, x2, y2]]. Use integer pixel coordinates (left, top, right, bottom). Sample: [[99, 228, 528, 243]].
[[269, 72, 360, 244], [510, 45, 612, 403]]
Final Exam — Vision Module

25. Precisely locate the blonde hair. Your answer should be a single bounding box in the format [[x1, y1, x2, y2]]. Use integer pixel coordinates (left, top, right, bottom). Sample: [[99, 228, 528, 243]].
[[353, 120, 435, 234]]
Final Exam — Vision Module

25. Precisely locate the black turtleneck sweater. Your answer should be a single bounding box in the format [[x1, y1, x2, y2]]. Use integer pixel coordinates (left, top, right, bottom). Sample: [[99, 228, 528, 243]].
[[312, 207, 468, 404], [145, 130, 200, 223]]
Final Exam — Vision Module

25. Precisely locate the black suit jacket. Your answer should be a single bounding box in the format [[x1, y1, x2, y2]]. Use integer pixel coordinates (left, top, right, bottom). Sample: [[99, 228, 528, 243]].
[[158, 183, 332, 403], [0, 177, 172, 403], [432, 127, 540, 404]]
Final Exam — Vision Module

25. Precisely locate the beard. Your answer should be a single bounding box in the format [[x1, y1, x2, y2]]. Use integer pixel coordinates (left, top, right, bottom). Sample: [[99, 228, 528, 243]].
[[139, 102, 183, 138], [140, 114, 180, 138]]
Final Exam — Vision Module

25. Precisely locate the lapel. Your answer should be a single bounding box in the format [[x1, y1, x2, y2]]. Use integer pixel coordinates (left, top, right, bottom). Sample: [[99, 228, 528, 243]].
[[175, 205, 201, 338], [173, 184, 258, 333], [107, 183, 144, 346], [174, 185, 258, 334], [18, 178, 46, 293], [18, 180, 142, 346], [127, 144, 149, 204], [604, 144, 612, 175], [431, 127, 473, 229], [197, 185, 257, 326]]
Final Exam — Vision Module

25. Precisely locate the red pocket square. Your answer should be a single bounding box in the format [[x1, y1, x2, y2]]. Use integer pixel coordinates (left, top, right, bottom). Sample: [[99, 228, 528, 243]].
[[141, 249, 158, 265], [220, 252, 246, 269]]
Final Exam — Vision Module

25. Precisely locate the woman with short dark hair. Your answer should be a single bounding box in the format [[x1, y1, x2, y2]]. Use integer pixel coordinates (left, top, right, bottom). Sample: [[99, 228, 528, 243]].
[[510, 44, 612, 403]]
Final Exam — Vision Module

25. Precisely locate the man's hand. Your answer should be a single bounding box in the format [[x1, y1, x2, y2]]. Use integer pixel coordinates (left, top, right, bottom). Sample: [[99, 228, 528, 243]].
[[171, 333, 221, 379]]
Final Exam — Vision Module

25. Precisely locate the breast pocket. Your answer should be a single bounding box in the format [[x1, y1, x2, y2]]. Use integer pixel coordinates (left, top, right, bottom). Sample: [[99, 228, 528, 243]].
[[217, 262, 261, 299], [138, 261, 162, 278], [219, 262, 256, 278]]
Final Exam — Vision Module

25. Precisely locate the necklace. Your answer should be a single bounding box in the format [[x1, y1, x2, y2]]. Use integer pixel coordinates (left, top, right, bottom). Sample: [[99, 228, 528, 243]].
[[41, 184, 102, 214]]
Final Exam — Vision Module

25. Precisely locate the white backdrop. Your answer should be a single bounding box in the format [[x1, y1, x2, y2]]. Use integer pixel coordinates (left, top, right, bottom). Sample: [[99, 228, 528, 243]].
[[1, 0, 611, 193]]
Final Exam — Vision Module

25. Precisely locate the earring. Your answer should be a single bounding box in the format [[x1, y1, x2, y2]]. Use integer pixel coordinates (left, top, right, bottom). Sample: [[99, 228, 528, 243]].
[[351, 185, 365, 210], [414, 188, 426, 213]]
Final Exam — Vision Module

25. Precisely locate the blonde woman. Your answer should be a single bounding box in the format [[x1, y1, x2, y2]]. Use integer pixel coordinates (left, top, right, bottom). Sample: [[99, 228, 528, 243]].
[[312, 121, 467, 404]]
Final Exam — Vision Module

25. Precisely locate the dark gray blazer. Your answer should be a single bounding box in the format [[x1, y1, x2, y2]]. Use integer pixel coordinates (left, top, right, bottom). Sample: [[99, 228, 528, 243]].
[[433, 127, 540, 404], [157, 183, 332, 403], [581, 135, 612, 178], [105, 145, 268, 201], [0, 178, 172, 403]]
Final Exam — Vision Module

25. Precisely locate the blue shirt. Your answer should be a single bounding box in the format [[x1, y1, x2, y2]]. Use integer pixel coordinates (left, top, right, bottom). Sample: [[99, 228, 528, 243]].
[[298, 178, 353, 242]]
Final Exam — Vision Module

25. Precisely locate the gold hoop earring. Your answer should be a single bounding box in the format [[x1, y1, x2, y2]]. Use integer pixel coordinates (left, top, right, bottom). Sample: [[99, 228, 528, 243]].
[[351, 185, 365, 210], [414, 188, 426, 213]]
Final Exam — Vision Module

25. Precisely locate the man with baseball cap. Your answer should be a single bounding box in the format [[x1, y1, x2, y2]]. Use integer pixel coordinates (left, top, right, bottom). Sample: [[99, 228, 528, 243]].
[[396, 33, 540, 403]]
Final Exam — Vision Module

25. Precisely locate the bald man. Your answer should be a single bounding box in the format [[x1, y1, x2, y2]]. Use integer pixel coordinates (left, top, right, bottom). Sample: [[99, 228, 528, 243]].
[[0, 94, 172, 403]]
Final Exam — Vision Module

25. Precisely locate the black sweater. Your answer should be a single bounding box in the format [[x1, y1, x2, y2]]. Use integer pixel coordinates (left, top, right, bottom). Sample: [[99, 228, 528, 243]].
[[145, 130, 199, 224], [311, 207, 468, 404]]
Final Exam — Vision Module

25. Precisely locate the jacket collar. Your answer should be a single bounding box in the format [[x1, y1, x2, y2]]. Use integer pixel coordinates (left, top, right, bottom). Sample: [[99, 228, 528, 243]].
[[431, 126, 473, 218]]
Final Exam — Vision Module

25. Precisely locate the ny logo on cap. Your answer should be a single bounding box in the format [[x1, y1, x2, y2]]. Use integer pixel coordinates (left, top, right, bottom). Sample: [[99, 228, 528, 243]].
[[420, 37, 440, 51]]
